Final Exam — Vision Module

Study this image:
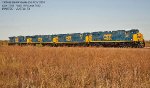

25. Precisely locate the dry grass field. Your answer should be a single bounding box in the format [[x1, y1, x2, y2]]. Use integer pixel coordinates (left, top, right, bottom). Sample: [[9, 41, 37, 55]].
[[145, 41, 150, 47], [0, 46, 150, 88], [0, 40, 8, 46]]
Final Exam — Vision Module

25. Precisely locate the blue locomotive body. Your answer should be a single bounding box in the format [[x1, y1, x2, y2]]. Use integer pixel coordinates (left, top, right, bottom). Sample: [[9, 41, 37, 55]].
[[8, 29, 145, 48]]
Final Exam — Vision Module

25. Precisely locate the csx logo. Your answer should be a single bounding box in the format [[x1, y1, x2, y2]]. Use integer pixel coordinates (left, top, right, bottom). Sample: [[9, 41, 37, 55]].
[[66, 36, 72, 41], [103, 34, 112, 40]]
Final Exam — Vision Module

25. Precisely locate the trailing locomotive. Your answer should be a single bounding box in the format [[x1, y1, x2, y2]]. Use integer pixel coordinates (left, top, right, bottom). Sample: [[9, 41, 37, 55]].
[[8, 29, 145, 48]]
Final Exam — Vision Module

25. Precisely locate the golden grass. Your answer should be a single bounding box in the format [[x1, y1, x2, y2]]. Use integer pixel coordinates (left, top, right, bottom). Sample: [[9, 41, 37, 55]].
[[145, 40, 150, 47], [0, 46, 150, 88], [0, 40, 8, 46]]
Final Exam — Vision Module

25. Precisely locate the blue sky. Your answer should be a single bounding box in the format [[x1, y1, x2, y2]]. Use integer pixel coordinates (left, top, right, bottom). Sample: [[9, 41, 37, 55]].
[[0, 0, 150, 40]]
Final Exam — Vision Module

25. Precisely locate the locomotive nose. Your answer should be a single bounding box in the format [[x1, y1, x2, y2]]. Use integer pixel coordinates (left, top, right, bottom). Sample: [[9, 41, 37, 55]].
[[133, 32, 144, 42]]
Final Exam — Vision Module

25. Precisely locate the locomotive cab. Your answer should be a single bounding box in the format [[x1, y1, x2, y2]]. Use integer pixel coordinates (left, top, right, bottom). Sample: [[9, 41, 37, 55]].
[[133, 32, 145, 47]]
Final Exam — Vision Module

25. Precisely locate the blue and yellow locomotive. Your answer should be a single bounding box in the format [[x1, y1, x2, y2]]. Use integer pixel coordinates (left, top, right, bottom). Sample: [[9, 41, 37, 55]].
[[8, 29, 145, 48]]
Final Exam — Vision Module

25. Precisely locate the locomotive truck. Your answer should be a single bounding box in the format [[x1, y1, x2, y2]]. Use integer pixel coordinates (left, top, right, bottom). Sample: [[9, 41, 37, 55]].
[[8, 29, 145, 48]]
